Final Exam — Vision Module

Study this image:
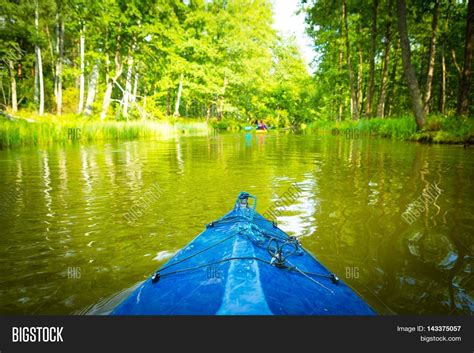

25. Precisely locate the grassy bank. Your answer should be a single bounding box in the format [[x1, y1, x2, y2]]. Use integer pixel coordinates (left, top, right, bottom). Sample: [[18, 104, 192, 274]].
[[1, 111, 473, 148], [311, 116, 474, 144], [0, 112, 209, 148]]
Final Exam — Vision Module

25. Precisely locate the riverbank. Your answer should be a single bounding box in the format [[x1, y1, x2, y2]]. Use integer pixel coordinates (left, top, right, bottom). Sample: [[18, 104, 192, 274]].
[[311, 116, 474, 145], [0, 111, 209, 148], [1, 111, 472, 148]]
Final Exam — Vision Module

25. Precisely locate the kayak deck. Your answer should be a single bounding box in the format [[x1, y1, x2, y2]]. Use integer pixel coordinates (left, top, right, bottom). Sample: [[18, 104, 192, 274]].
[[111, 192, 376, 315]]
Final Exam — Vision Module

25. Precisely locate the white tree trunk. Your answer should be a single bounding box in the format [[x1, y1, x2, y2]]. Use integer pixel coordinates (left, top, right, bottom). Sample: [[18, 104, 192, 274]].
[[122, 55, 134, 118], [173, 74, 183, 117], [34, 53, 38, 108], [77, 27, 85, 114], [56, 17, 64, 115], [101, 83, 113, 120], [8, 60, 17, 113], [84, 62, 99, 115], [37, 48, 44, 115], [35, 0, 44, 116]]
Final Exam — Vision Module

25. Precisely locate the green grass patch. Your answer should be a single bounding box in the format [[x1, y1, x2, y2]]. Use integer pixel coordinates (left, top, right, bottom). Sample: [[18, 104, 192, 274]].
[[310, 115, 473, 144], [0, 112, 209, 148]]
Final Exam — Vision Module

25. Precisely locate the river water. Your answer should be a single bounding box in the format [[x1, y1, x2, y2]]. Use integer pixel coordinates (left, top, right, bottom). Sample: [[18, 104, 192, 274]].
[[0, 131, 472, 314]]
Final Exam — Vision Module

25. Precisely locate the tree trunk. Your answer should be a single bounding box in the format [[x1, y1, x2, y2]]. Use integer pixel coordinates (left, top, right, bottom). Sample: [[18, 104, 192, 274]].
[[166, 88, 171, 116], [342, 0, 359, 120], [423, 0, 439, 115], [357, 47, 363, 115], [365, 0, 378, 117], [46, 23, 56, 100], [396, 0, 425, 129], [1, 79, 6, 107], [386, 43, 399, 117], [56, 16, 64, 115], [337, 50, 344, 121], [457, 0, 474, 116], [8, 60, 17, 113], [101, 46, 122, 120], [206, 103, 211, 122], [38, 47, 44, 115], [101, 85, 113, 121], [35, 0, 44, 116], [77, 26, 85, 114], [376, 0, 393, 118], [84, 62, 99, 115], [173, 74, 183, 117], [122, 55, 134, 119], [54, 15, 59, 112], [34, 52, 38, 108], [438, 42, 446, 114], [217, 76, 227, 120], [451, 48, 462, 79]]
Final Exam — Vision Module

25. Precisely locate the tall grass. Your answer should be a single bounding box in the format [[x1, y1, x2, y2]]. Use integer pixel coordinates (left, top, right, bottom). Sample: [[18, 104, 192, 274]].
[[311, 115, 473, 144], [0, 114, 209, 148]]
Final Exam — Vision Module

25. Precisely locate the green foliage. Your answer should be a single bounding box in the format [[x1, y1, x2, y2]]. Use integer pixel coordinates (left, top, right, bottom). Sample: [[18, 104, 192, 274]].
[[1, 0, 314, 128], [303, 0, 472, 121]]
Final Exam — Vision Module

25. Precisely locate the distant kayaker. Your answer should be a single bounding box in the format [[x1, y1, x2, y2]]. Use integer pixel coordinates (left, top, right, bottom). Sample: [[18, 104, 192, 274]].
[[256, 120, 267, 130]]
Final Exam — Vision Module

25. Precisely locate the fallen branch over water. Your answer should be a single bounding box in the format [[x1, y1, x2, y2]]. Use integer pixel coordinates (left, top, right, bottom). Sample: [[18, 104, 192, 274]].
[[0, 111, 35, 123]]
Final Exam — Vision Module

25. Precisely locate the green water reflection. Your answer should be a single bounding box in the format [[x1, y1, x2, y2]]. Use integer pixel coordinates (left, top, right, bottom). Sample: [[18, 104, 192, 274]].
[[0, 132, 472, 314]]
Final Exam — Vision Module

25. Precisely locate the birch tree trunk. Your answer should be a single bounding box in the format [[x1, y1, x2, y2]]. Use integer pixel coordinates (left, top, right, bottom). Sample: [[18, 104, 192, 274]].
[[423, 0, 439, 115], [34, 53, 38, 108], [8, 60, 17, 113], [77, 26, 85, 114], [84, 62, 99, 115], [56, 16, 64, 115], [376, 0, 393, 118], [54, 15, 59, 111], [173, 74, 183, 117], [365, 0, 378, 117], [457, 0, 474, 116], [396, 0, 425, 129], [122, 55, 134, 118], [35, 0, 44, 116], [1, 80, 6, 108], [342, 0, 359, 120]]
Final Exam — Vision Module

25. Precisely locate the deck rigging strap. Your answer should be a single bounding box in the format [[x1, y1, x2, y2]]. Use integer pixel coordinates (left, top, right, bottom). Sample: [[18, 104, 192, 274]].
[[151, 192, 339, 290], [152, 223, 338, 290], [157, 231, 240, 274], [286, 259, 335, 294], [156, 256, 273, 279]]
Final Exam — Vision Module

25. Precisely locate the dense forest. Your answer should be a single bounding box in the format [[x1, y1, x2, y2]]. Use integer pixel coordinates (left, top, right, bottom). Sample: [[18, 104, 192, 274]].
[[0, 0, 312, 127], [0, 0, 472, 136], [304, 0, 473, 127]]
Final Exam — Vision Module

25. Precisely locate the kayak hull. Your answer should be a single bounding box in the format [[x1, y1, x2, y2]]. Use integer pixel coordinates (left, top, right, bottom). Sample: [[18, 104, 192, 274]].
[[111, 194, 376, 315]]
